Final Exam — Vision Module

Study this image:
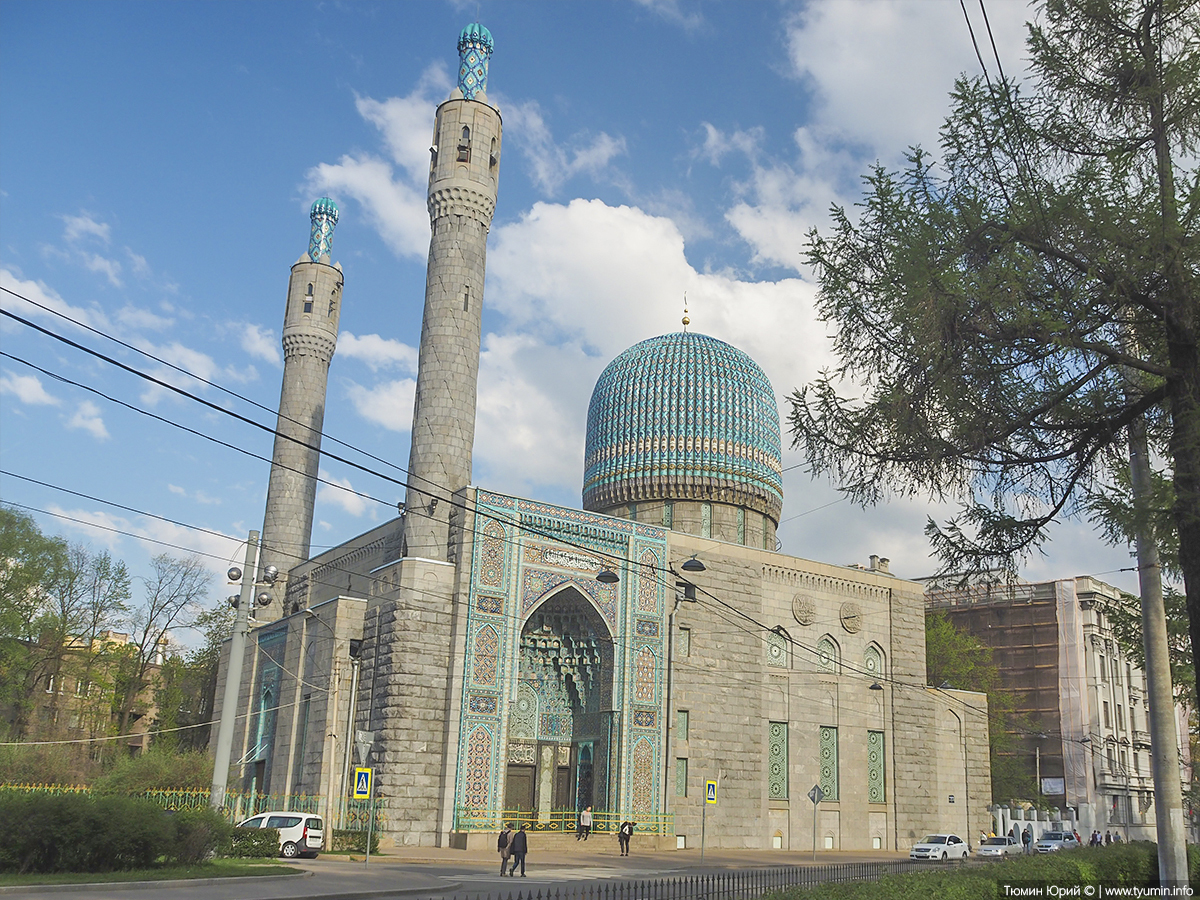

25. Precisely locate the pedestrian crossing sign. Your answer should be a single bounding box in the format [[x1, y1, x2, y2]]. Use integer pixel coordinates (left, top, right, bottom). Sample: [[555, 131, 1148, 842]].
[[706, 780, 718, 804], [353, 766, 373, 800]]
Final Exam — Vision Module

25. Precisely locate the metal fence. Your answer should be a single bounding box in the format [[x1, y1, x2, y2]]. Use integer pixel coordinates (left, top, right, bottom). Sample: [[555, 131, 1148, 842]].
[[0, 782, 323, 824], [435, 861, 920, 900], [455, 808, 673, 835]]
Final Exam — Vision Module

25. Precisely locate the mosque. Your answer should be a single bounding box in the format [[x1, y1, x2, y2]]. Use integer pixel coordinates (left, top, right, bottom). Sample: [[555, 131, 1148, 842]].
[[211, 23, 991, 851]]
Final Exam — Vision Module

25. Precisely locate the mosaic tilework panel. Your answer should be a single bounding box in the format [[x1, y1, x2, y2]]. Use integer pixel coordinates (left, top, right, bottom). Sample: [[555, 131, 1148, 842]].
[[476, 593, 503, 614], [462, 725, 493, 810], [520, 568, 617, 629], [632, 709, 656, 728], [766, 630, 788, 668], [819, 726, 839, 801], [540, 714, 570, 737], [472, 625, 499, 686], [479, 521, 507, 588], [634, 647, 656, 702], [631, 737, 656, 816], [637, 547, 661, 614], [468, 694, 498, 715], [768, 721, 788, 800], [867, 730, 885, 803], [635, 620, 659, 637], [456, 23, 493, 100], [509, 682, 537, 740], [509, 743, 536, 765]]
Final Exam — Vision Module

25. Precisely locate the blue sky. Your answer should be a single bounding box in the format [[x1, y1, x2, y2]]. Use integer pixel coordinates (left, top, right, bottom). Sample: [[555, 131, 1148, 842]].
[[0, 0, 1141, 629]]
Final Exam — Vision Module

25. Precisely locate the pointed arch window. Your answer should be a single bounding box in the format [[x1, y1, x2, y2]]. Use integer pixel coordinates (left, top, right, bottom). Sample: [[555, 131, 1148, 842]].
[[864, 644, 884, 678], [457, 125, 471, 162], [304, 283, 314, 313], [817, 635, 840, 673]]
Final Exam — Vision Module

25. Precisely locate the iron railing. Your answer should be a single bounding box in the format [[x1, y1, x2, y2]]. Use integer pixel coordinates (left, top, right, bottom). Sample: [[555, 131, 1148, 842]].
[[455, 807, 673, 835], [433, 861, 921, 900]]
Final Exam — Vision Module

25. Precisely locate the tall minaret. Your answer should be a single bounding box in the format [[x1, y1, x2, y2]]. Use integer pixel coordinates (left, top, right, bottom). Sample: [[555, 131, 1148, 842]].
[[402, 24, 502, 561], [260, 199, 344, 610]]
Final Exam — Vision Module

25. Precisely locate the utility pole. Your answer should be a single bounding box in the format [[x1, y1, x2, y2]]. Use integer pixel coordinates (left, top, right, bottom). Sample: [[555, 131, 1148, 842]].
[[210, 532, 259, 810]]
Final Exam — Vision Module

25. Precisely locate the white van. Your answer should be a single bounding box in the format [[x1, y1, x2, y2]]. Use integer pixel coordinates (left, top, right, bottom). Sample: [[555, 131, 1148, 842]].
[[237, 811, 324, 858]]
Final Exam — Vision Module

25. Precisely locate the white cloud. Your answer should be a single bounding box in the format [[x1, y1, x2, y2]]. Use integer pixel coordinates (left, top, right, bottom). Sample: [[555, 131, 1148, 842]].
[[308, 154, 430, 260], [168, 484, 187, 495], [345, 377, 416, 432], [240, 323, 281, 367], [316, 469, 372, 518], [0, 268, 113, 334], [62, 213, 112, 246], [116, 304, 173, 331], [0, 371, 60, 406], [633, 0, 705, 31], [694, 123, 763, 166], [500, 100, 627, 195], [785, 0, 1029, 161], [339, 332, 418, 372], [66, 400, 109, 440]]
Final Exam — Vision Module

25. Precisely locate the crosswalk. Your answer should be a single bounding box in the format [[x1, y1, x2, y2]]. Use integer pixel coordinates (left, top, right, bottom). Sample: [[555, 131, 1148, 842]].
[[450, 866, 662, 883]]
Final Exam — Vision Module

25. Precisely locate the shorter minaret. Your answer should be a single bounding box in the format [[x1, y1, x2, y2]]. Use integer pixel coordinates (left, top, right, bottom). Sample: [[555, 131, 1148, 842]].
[[259, 199, 343, 613]]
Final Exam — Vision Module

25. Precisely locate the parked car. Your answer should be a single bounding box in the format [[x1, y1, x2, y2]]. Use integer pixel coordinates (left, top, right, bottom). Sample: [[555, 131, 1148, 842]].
[[1035, 831, 1080, 853], [237, 811, 324, 858], [909, 834, 970, 860], [976, 835, 1019, 858]]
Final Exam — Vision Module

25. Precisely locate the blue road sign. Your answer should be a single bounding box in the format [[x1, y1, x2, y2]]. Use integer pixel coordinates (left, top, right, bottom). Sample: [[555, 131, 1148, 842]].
[[353, 766, 373, 800], [706, 780, 718, 804]]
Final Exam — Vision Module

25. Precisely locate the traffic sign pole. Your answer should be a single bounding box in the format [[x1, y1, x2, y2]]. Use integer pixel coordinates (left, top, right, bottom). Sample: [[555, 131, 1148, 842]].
[[808, 784, 824, 861], [701, 780, 717, 864]]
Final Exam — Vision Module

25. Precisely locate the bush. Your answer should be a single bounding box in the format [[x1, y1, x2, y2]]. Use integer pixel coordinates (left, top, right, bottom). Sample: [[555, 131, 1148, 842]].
[[0, 791, 171, 874], [226, 826, 280, 858], [0, 743, 102, 785], [92, 749, 214, 792], [331, 829, 379, 853], [167, 807, 231, 865]]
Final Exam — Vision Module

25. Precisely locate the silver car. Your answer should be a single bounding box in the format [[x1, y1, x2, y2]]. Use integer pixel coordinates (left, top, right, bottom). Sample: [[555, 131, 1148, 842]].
[[1035, 831, 1080, 853], [976, 835, 1019, 858]]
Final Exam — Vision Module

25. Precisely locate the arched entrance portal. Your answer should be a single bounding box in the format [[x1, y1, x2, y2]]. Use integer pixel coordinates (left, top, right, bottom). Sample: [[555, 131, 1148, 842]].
[[504, 587, 614, 821]]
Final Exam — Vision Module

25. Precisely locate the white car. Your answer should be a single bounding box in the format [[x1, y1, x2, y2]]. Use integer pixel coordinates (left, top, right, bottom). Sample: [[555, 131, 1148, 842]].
[[976, 835, 1019, 858], [909, 834, 970, 860], [237, 811, 324, 858]]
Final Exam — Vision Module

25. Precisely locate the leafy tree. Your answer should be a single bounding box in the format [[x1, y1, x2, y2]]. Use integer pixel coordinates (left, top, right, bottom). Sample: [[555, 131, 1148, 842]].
[[927, 611, 1037, 804], [153, 604, 233, 754], [791, 0, 1200, 695], [113, 554, 210, 735]]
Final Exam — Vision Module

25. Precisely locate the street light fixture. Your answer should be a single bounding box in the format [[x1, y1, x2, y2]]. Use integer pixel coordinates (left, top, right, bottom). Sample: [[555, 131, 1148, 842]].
[[596, 568, 619, 584], [681, 555, 706, 573]]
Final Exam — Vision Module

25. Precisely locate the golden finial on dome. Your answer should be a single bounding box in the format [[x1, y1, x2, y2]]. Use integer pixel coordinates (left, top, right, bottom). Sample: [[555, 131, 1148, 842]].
[[682, 293, 690, 331]]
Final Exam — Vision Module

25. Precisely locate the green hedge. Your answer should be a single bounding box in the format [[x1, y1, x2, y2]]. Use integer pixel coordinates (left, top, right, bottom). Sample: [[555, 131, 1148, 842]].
[[167, 807, 232, 865], [0, 792, 170, 874], [331, 828, 379, 853], [227, 826, 281, 858], [767, 843, 1170, 900]]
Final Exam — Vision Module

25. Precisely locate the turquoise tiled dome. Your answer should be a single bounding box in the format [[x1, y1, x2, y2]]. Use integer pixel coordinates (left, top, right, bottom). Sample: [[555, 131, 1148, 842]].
[[583, 332, 783, 523]]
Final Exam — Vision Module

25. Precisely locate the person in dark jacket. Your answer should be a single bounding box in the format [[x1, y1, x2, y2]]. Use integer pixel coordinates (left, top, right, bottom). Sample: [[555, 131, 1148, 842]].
[[497, 824, 513, 875], [508, 823, 529, 876], [618, 820, 636, 856]]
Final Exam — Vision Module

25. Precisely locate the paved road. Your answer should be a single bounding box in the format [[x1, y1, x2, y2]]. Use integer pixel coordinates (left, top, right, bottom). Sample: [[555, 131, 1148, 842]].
[[1, 845, 915, 900]]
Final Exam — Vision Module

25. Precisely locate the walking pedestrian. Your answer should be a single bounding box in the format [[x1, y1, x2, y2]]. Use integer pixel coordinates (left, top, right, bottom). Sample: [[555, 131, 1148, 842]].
[[1022, 826, 1033, 854], [577, 806, 592, 841], [497, 824, 513, 875], [508, 823, 529, 876], [618, 820, 636, 856], [1105, 830, 1112, 845]]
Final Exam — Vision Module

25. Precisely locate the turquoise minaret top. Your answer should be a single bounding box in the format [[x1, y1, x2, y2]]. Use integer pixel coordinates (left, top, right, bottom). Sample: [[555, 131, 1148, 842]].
[[308, 198, 339, 262], [457, 23, 494, 99]]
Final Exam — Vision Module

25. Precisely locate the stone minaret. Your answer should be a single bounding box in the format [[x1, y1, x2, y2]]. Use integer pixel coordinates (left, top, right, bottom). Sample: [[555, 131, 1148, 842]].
[[401, 23, 502, 561], [260, 199, 343, 611]]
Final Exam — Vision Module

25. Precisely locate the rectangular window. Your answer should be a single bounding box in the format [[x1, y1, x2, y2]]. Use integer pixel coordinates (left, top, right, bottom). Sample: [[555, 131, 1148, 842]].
[[819, 725, 839, 801], [676, 758, 688, 796], [663, 501, 673, 529], [1099, 655, 1107, 682], [768, 721, 788, 800], [868, 730, 886, 802], [1103, 701, 1110, 728], [701, 502, 712, 538], [1113, 658, 1121, 683], [1117, 705, 1125, 731], [678, 626, 691, 657], [677, 709, 689, 742], [737, 507, 746, 545]]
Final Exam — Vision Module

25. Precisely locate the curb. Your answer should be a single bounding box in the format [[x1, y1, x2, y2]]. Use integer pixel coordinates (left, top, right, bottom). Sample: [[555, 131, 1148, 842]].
[[0, 870, 312, 894]]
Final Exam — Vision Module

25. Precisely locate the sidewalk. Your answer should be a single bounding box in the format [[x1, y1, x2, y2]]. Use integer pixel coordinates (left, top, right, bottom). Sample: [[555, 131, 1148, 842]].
[[0, 844, 912, 900]]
